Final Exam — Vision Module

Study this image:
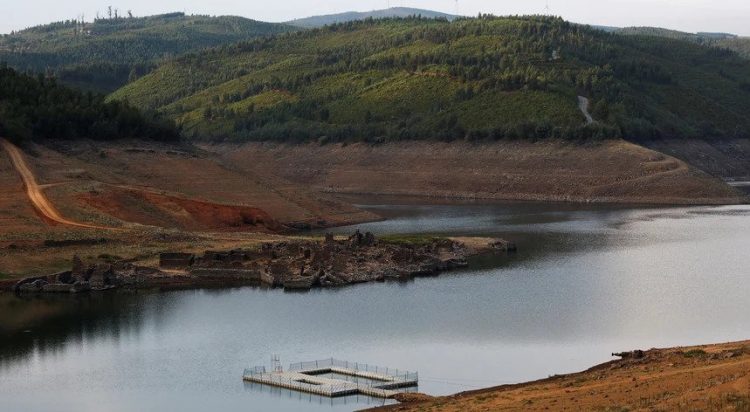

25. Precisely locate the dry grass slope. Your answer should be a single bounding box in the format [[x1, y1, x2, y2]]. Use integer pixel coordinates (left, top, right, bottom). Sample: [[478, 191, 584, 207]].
[[369, 340, 750, 412]]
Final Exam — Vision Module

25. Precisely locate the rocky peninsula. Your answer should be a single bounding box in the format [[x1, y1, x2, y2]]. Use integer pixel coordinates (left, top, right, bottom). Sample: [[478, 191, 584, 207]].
[[8, 231, 516, 293]]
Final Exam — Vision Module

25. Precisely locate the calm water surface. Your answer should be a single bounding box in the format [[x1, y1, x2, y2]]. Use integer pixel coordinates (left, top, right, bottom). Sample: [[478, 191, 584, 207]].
[[1, 200, 749, 411]]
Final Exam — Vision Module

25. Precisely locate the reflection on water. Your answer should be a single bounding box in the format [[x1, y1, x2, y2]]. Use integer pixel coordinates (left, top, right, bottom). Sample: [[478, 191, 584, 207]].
[[243, 382, 396, 409], [0, 292, 147, 365], [1, 201, 749, 411]]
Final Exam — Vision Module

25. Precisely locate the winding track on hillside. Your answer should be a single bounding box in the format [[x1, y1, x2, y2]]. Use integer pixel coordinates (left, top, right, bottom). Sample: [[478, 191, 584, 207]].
[[578, 96, 595, 125], [1, 138, 117, 230]]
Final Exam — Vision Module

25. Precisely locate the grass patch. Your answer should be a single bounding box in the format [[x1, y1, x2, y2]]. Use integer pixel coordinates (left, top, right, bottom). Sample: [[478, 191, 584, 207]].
[[379, 234, 446, 247], [97, 253, 124, 263], [683, 349, 707, 358]]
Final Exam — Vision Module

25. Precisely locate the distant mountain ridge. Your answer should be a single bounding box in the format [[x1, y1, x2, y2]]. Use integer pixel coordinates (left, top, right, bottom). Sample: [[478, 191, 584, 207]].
[[0, 12, 294, 92], [286, 7, 457, 28], [608, 26, 749, 59], [615, 26, 737, 40]]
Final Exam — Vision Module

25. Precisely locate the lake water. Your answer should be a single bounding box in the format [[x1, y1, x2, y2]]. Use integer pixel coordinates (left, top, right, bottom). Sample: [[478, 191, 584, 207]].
[[1, 200, 749, 412]]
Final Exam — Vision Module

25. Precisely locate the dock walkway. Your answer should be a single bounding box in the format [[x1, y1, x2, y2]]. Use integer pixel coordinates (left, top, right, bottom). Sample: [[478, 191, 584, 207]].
[[242, 358, 418, 398]]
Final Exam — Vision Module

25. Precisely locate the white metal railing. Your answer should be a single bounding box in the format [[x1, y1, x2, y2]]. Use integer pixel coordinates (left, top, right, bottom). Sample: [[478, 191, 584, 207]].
[[243, 370, 354, 394], [287, 358, 418, 384], [243, 360, 418, 398], [245, 366, 267, 375]]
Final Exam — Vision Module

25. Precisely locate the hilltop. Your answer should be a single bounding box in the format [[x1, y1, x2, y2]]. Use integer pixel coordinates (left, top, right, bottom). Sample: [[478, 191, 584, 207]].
[[286, 7, 456, 28], [0, 12, 294, 92], [110, 16, 750, 143]]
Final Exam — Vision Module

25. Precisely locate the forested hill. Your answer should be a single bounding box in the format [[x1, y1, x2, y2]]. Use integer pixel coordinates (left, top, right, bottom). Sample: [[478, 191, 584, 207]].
[[615, 27, 750, 59], [0, 13, 294, 92], [287, 7, 456, 28], [109, 16, 750, 143], [715, 37, 750, 59], [0, 64, 179, 143]]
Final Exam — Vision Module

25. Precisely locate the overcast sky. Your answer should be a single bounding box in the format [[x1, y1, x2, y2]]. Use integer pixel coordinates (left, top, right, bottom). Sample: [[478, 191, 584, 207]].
[[2, 0, 749, 36]]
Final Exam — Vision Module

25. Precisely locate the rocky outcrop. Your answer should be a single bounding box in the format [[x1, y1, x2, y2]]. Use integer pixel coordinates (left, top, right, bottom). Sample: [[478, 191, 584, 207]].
[[244, 232, 511, 290], [15, 260, 121, 294], [152, 232, 511, 290], [189, 268, 261, 280], [10, 232, 514, 293], [489, 239, 517, 252], [159, 253, 195, 270]]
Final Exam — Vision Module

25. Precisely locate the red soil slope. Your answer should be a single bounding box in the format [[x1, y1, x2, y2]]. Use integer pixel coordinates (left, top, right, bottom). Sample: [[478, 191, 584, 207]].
[[79, 187, 282, 232]]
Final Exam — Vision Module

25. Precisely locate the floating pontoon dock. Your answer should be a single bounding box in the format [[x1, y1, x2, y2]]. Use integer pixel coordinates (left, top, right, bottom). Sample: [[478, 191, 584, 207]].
[[242, 358, 418, 398]]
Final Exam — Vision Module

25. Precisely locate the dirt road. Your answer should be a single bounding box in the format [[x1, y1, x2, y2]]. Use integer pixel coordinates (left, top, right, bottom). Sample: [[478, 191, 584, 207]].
[[1, 139, 116, 230], [578, 95, 594, 124]]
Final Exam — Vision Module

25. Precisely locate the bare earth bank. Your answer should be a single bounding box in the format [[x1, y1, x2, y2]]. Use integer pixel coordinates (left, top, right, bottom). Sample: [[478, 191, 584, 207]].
[[0, 138, 744, 278], [212, 139, 745, 205]]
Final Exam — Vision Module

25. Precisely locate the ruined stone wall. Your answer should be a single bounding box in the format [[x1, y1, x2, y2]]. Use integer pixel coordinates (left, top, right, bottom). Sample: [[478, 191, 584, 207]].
[[159, 253, 195, 270], [189, 268, 261, 281]]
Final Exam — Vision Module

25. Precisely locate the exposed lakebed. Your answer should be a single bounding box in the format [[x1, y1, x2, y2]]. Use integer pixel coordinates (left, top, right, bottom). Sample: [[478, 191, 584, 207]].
[[1, 200, 749, 412]]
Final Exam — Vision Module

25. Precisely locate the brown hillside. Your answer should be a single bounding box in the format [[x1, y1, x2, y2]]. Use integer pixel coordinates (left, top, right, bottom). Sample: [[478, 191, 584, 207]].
[[78, 187, 282, 232], [368, 340, 750, 412], [0, 141, 376, 236], [214, 139, 745, 205]]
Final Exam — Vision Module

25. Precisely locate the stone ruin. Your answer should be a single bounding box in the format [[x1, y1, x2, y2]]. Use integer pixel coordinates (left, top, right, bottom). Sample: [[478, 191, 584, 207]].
[[347, 229, 377, 248], [12, 231, 506, 294], [16, 255, 121, 293], [153, 230, 472, 290], [159, 253, 195, 270]]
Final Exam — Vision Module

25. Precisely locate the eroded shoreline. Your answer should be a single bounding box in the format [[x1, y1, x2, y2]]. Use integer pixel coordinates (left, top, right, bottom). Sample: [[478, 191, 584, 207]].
[[5, 232, 516, 294]]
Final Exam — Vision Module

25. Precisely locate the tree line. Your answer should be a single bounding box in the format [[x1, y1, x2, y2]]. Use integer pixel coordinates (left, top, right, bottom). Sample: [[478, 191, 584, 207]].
[[0, 64, 179, 143]]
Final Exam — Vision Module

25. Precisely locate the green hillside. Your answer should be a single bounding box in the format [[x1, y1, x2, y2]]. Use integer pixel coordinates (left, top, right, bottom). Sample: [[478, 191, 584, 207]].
[[110, 16, 750, 143], [615, 27, 750, 59], [287, 7, 456, 28], [716, 37, 750, 59], [0, 12, 294, 92], [0, 64, 178, 144]]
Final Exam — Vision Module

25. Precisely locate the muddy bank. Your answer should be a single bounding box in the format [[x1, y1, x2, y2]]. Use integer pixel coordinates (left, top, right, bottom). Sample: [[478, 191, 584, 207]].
[[212, 139, 745, 205], [6, 232, 515, 293]]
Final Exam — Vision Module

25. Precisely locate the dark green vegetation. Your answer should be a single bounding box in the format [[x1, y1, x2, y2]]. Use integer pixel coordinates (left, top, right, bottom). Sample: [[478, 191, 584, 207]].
[[717, 37, 750, 59], [0, 13, 293, 92], [287, 7, 456, 28], [110, 16, 750, 143], [379, 234, 447, 247], [0, 65, 179, 143], [615, 27, 750, 59]]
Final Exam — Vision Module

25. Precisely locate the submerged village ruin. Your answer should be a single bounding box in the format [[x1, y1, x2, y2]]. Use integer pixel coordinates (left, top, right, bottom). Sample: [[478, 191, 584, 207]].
[[8, 231, 516, 294]]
